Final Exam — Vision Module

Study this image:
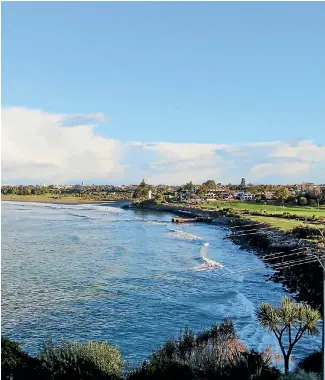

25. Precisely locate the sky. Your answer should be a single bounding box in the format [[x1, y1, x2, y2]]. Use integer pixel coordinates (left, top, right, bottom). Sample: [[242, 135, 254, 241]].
[[1, 2, 325, 185]]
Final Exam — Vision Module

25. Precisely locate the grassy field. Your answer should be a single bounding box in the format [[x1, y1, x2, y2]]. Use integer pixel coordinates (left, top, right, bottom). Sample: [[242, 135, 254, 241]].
[[241, 215, 324, 231], [200, 200, 325, 217]]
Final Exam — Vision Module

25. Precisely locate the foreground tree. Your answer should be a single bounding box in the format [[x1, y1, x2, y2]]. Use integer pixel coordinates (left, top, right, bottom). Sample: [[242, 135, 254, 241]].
[[257, 297, 321, 375]]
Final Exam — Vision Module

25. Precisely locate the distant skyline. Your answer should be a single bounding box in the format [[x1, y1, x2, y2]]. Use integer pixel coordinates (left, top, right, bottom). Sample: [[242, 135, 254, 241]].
[[2, 2, 325, 185]]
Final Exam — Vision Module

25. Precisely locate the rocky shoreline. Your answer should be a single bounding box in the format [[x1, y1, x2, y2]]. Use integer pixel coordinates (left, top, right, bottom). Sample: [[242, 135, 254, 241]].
[[124, 201, 323, 314]]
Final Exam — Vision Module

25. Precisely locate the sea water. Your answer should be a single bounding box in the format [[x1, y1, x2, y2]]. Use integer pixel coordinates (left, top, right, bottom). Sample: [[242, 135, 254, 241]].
[[1, 201, 321, 367]]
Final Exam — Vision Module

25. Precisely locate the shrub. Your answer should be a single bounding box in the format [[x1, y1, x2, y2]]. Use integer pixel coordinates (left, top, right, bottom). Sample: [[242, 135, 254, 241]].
[[226, 349, 280, 380], [1, 336, 45, 380], [297, 351, 322, 374], [127, 360, 193, 379], [281, 370, 322, 380], [128, 320, 278, 380], [299, 197, 308, 205], [38, 338, 123, 380], [290, 226, 323, 239]]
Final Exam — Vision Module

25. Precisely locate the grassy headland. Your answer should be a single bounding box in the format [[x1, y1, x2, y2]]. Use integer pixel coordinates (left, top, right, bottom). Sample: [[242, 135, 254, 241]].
[[200, 200, 325, 217]]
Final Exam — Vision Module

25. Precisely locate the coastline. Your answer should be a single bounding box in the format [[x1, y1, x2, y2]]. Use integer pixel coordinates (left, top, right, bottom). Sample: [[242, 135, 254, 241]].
[[125, 201, 322, 313]]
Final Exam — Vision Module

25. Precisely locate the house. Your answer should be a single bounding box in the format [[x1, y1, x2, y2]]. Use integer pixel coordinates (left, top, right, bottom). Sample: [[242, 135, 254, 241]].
[[242, 192, 255, 201], [223, 193, 234, 200], [233, 191, 255, 201], [262, 192, 275, 200]]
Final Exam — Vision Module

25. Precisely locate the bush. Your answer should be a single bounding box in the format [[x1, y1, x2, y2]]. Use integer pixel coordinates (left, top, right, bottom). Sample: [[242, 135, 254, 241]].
[[281, 370, 322, 380], [290, 226, 323, 239], [226, 350, 280, 380], [128, 320, 278, 380], [1, 336, 45, 380], [127, 360, 193, 379], [299, 197, 308, 205], [297, 351, 322, 374], [38, 338, 123, 380]]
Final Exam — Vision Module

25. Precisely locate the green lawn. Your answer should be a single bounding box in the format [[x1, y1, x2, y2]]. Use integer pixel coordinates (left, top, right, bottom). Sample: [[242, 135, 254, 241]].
[[200, 200, 325, 217], [241, 215, 324, 231]]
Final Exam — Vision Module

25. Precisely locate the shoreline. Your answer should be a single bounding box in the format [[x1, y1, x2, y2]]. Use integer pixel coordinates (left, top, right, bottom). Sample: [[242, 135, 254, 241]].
[[125, 202, 322, 313]]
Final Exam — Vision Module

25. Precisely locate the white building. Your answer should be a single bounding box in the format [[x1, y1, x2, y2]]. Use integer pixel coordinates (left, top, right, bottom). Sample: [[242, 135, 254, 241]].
[[148, 190, 152, 199]]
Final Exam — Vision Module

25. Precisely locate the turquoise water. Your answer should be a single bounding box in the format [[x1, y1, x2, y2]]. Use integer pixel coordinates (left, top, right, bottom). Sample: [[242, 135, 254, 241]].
[[1, 201, 320, 367]]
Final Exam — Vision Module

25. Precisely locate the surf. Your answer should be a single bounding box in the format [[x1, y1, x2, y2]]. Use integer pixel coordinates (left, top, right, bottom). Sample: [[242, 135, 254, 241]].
[[195, 242, 224, 271]]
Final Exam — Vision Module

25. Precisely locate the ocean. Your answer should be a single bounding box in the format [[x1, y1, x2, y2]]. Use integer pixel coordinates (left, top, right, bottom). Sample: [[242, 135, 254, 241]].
[[1, 201, 321, 367]]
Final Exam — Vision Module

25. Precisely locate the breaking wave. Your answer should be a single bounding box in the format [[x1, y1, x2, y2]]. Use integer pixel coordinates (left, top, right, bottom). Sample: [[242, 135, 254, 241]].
[[195, 242, 224, 271], [168, 228, 202, 241]]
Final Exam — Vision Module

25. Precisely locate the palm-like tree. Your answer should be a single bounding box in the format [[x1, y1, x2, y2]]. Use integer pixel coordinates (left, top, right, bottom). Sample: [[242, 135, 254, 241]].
[[256, 296, 321, 374]]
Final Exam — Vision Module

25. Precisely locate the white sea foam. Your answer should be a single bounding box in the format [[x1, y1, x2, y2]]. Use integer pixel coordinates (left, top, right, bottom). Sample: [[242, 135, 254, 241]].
[[168, 228, 202, 241], [147, 220, 169, 226], [195, 258, 224, 271], [194, 242, 224, 271]]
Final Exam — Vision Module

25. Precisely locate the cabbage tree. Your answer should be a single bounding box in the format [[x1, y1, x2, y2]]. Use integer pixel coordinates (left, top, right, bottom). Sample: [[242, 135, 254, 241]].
[[257, 297, 321, 375]]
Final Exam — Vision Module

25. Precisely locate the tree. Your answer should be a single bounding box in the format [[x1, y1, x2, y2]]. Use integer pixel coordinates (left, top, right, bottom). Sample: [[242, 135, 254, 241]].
[[135, 179, 149, 199], [198, 185, 208, 199], [257, 297, 321, 375], [299, 196, 308, 206], [203, 180, 216, 189], [183, 181, 195, 192], [275, 187, 290, 207], [313, 187, 322, 210], [240, 178, 246, 190]]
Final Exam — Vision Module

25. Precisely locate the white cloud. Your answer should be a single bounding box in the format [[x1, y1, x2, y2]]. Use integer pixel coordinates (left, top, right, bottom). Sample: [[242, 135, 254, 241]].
[[1, 107, 126, 184], [1, 106, 325, 185], [249, 162, 311, 180], [270, 140, 325, 162]]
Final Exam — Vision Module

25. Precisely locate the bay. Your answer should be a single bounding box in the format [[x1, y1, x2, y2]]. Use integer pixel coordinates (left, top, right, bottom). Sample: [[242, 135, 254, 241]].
[[1, 201, 320, 368]]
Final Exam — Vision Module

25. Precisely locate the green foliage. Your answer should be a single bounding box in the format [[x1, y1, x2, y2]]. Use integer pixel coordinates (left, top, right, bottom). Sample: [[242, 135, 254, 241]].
[[128, 319, 278, 380], [257, 297, 321, 374], [240, 177, 246, 189], [184, 181, 195, 192], [276, 187, 290, 205], [299, 197, 308, 206], [198, 184, 209, 198], [1, 336, 45, 380], [297, 351, 322, 374], [203, 180, 216, 189], [280, 370, 322, 380], [38, 338, 123, 379], [134, 180, 149, 199], [225, 350, 281, 380], [128, 361, 193, 380]]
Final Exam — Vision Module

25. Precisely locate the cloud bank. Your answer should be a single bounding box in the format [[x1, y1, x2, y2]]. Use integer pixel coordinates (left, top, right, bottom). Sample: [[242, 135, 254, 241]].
[[2, 107, 325, 185]]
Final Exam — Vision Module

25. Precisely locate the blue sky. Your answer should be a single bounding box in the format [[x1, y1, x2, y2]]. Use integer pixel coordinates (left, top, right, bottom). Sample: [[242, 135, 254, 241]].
[[2, 2, 325, 185]]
